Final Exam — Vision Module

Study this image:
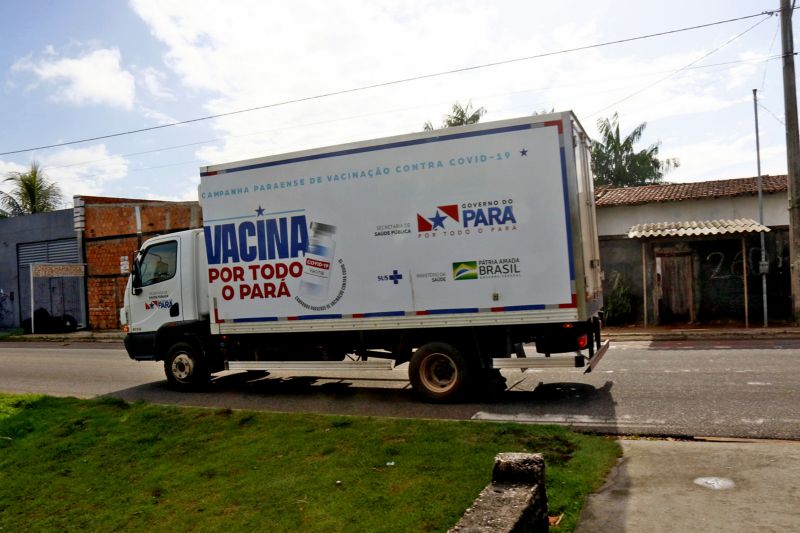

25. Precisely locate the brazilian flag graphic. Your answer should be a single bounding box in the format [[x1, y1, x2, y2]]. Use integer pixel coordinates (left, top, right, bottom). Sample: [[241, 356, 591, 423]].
[[452, 261, 478, 280]]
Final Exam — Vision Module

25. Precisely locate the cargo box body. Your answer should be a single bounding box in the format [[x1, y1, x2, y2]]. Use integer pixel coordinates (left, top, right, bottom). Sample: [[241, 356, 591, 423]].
[[199, 112, 602, 334]]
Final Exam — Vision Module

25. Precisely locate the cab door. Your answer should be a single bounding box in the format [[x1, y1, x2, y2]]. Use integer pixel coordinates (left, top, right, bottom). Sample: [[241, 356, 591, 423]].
[[128, 239, 182, 333]]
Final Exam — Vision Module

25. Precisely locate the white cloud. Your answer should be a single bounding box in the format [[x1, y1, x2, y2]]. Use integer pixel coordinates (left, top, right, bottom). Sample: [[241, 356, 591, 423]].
[[0, 160, 28, 177], [37, 145, 130, 200], [133, 173, 198, 202], [138, 105, 179, 125], [726, 52, 763, 90], [120, 0, 788, 189], [665, 134, 785, 182], [0, 149, 129, 209], [136, 66, 174, 100], [13, 48, 135, 109], [144, 188, 197, 202], [0, 161, 29, 205], [130, 0, 543, 164]]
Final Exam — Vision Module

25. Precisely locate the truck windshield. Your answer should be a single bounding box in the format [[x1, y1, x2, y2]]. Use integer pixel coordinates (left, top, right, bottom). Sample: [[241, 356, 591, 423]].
[[138, 241, 178, 287]]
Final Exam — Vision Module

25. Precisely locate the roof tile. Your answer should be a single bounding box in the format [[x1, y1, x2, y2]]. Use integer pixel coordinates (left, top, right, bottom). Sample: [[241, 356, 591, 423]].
[[595, 175, 787, 207], [628, 218, 771, 238]]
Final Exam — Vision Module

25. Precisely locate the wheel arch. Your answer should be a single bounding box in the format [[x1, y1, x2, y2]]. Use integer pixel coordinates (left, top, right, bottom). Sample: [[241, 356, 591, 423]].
[[154, 319, 212, 362], [404, 327, 493, 369]]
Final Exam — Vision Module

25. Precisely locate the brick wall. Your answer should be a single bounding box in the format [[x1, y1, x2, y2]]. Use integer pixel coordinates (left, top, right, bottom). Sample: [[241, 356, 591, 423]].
[[77, 197, 202, 330]]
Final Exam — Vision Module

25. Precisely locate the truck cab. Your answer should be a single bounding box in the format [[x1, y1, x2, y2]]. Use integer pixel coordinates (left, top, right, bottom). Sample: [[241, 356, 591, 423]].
[[121, 229, 209, 364]]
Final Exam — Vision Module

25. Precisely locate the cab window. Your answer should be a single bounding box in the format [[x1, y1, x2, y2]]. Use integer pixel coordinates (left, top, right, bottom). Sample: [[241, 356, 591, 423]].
[[139, 241, 178, 287]]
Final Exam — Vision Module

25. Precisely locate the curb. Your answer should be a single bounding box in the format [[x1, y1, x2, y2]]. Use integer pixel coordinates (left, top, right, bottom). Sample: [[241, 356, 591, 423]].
[[604, 328, 800, 342], [0, 332, 125, 343]]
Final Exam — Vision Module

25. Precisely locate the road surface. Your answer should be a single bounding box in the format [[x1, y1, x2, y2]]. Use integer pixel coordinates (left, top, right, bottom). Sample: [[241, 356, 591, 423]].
[[1, 339, 798, 439]]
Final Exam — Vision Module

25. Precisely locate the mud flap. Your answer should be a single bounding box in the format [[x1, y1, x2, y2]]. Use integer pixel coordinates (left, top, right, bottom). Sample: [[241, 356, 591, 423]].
[[584, 340, 610, 373]]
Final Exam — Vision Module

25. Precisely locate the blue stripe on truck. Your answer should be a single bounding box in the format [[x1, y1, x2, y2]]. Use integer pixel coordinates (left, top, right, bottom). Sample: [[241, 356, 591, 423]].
[[499, 304, 547, 311], [201, 124, 533, 176], [224, 304, 564, 324], [559, 146, 576, 281], [232, 316, 279, 323]]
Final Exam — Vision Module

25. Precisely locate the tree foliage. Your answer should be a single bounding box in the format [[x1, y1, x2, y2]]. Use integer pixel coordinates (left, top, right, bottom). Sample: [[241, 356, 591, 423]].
[[604, 271, 634, 326], [424, 101, 486, 131], [591, 113, 679, 188], [0, 162, 63, 217]]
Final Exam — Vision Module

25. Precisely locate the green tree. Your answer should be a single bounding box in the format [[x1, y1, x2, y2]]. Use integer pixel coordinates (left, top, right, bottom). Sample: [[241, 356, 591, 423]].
[[0, 162, 63, 217], [424, 101, 486, 131], [591, 113, 679, 188], [604, 271, 633, 325]]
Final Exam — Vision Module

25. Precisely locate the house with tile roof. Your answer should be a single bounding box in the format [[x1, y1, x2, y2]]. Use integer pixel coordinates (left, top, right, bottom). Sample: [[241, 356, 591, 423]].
[[595, 175, 790, 326]]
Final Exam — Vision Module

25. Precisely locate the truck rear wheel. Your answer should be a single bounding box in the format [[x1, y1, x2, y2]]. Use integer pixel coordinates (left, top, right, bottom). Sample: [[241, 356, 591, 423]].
[[164, 341, 209, 390], [409, 342, 473, 402]]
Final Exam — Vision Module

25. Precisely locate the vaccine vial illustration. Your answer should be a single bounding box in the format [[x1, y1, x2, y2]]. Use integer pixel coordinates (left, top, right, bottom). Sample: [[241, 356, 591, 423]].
[[299, 221, 337, 300]]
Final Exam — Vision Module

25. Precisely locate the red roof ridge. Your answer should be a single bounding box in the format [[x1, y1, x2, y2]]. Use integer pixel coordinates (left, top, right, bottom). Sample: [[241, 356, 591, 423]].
[[595, 175, 787, 207]]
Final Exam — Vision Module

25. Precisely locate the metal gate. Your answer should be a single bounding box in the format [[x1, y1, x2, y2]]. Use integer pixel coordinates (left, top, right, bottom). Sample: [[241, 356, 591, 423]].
[[17, 239, 85, 327]]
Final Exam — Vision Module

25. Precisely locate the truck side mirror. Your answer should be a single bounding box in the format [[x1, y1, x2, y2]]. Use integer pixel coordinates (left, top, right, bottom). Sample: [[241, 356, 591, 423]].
[[131, 251, 143, 295]]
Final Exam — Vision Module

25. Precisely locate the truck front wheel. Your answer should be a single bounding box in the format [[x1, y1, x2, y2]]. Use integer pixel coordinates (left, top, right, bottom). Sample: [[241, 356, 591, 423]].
[[409, 342, 473, 402], [164, 341, 210, 390]]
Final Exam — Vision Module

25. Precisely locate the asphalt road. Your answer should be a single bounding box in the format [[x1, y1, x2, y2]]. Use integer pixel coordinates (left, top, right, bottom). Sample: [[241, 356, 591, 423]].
[[1, 339, 798, 440]]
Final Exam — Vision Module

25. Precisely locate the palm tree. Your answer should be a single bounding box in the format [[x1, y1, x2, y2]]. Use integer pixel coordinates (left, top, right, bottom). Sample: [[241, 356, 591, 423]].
[[591, 113, 679, 188], [424, 101, 486, 131], [0, 162, 63, 216]]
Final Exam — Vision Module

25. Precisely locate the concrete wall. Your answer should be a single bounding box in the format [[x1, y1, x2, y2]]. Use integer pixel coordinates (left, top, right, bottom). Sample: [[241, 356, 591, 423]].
[[0, 210, 78, 329], [601, 231, 792, 325], [598, 193, 788, 236], [599, 237, 644, 324], [77, 197, 202, 329]]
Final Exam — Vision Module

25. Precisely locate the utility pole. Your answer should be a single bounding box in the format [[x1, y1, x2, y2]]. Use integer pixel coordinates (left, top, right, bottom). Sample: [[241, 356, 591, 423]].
[[781, 0, 800, 323], [754, 89, 769, 327]]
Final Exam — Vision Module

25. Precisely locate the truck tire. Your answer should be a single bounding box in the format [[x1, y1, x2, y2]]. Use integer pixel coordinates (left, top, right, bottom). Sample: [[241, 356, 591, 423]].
[[164, 341, 210, 390], [409, 342, 473, 402]]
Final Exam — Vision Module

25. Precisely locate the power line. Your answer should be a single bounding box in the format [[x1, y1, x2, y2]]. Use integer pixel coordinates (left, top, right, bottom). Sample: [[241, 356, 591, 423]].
[[586, 15, 772, 118], [0, 8, 783, 157], [759, 102, 786, 125], [762, 23, 782, 90], [39, 54, 786, 174]]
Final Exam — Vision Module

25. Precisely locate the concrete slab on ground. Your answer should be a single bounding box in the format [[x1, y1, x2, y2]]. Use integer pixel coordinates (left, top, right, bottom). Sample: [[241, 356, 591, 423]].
[[576, 439, 800, 533]]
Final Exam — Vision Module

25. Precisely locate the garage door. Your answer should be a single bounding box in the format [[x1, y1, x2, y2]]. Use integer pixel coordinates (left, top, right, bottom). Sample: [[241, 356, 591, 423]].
[[17, 239, 84, 325]]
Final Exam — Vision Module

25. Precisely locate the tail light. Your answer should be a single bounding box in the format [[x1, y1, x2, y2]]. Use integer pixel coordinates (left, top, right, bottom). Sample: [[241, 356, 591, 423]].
[[578, 334, 588, 349]]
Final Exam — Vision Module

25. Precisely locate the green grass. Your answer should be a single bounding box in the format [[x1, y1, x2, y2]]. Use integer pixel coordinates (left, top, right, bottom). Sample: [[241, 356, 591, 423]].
[[0, 394, 620, 532], [0, 328, 23, 341]]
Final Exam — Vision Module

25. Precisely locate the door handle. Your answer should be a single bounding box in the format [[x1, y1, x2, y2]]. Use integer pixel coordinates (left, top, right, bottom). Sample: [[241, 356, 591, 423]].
[[170, 303, 180, 317]]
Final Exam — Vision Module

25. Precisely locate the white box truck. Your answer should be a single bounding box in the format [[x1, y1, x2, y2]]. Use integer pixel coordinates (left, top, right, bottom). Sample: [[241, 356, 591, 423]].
[[121, 111, 608, 401]]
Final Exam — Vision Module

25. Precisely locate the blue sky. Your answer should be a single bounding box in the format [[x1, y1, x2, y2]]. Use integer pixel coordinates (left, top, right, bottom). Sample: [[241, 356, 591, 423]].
[[0, 1, 793, 206]]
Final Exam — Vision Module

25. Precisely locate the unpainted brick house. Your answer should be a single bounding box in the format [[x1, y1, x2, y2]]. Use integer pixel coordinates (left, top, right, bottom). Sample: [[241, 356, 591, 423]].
[[74, 196, 202, 329]]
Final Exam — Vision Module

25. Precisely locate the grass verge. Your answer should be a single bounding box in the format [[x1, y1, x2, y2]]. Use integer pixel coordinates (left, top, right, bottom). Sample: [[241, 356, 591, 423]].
[[0, 328, 23, 341], [0, 394, 620, 532]]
